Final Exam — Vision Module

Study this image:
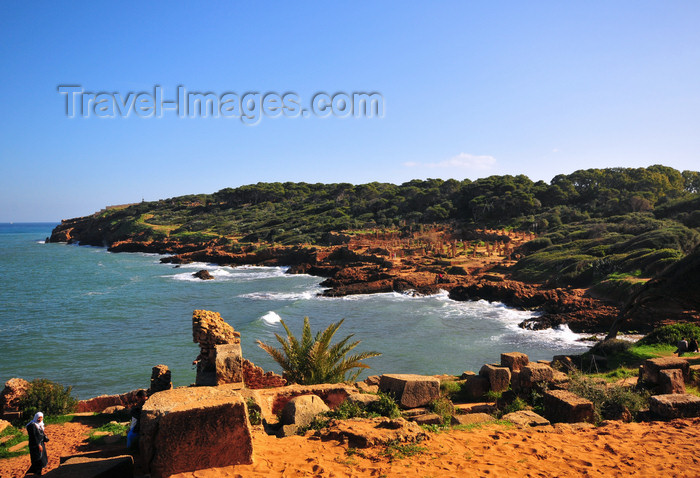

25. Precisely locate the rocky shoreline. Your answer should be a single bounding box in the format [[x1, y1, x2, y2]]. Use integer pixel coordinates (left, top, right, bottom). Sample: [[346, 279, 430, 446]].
[[48, 222, 623, 333]]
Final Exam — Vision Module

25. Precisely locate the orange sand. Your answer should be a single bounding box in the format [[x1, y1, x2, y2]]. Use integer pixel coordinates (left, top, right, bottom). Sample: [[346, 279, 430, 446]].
[[3, 418, 700, 477], [172, 418, 700, 477]]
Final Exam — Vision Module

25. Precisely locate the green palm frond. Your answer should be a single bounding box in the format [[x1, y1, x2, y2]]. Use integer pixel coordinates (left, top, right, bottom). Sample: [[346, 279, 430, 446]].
[[257, 316, 381, 385]]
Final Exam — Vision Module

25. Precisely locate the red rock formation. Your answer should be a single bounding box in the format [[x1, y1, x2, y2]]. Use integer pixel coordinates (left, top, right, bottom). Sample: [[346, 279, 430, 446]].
[[0, 378, 29, 413]]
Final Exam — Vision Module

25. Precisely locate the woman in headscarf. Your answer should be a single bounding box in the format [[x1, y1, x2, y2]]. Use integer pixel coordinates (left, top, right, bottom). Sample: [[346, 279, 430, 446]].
[[26, 411, 49, 475]]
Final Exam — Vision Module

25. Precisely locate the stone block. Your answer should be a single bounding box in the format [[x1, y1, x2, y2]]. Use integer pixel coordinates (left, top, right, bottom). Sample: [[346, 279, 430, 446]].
[[356, 382, 379, 394], [346, 393, 381, 407], [254, 383, 355, 422], [502, 410, 550, 427], [149, 364, 172, 394], [215, 343, 244, 384], [462, 375, 490, 400], [140, 387, 253, 478], [44, 455, 134, 478], [650, 394, 700, 419], [409, 413, 443, 426], [479, 364, 511, 393], [501, 352, 529, 372], [0, 419, 10, 433], [543, 389, 595, 424], [659, 369, 686, 394], [450, 413, 496, 426], [278, 394, 330, 437], [460, 371, 476, 379], [520, 363, 555, 389], [640, 357, 690, 384], [379, 374, 440, 409]]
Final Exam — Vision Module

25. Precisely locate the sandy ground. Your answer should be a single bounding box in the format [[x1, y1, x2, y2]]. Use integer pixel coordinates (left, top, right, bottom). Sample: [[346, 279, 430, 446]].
[[3, 418, 700, 477], [171, 418, 700, 478], [0, 421, 96, 478]]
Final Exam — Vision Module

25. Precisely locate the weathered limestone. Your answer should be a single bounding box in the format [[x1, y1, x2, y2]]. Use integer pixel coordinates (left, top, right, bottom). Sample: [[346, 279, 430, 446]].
[[77, 389, 147, 413], [192, 310, 243, 386], [543, 389, 595, 424], [140, 387, 253, 478], [503, 410, 550, 427], [379, 374, 440, 409], [501, 352, 529, 372], [409, 413, 443, 425], [659, 369, 686, 394], [43, 455, 134, 477], [318, 417, 428, 448], [450, 413, 496, 426], [277, 394, 330, 437], [650, 394, 700, 419], [479, 364, 511, 393], [520, 363, 555, 389], [149, 364, 172, 394], [254, 383, 355, 422], [0, 419, 11, 433], [242, 358, 287, 389], [462, 375, 490, 400], [346, 393, 381, 407], [639, 357, 690, 385], [0, 378, 29, 414]]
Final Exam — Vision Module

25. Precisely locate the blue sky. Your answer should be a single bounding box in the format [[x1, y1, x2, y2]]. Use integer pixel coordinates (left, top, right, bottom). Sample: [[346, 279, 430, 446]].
[[1, 1, 699, 221]]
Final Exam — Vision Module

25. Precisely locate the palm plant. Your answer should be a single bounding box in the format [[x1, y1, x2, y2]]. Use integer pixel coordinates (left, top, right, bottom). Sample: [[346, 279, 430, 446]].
[[257, 317, 381, 385]]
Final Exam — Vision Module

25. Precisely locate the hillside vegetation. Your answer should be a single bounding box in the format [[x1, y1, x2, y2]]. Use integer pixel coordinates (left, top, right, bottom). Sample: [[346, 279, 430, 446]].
[[54, 166, 700, 295]]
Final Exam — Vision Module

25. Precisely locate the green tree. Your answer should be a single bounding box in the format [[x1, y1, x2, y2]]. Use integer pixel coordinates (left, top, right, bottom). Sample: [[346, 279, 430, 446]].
[[257, 317, 381, 384]]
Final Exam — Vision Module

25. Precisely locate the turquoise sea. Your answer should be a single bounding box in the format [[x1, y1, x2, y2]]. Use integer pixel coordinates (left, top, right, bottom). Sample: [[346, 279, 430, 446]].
[[0, 223, 592, 399]]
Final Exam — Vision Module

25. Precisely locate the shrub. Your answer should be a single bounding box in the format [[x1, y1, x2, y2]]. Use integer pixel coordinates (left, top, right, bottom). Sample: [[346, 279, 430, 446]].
[[246, 398, 262, 426], [638, 323, 700, 346], [428, 397, 455, 425], [567, 372, 649, 422], [18, 379, 77, 421], [365, 393, 401, 419], [589, 339, 632, 356], [502, 397, 527, 415]]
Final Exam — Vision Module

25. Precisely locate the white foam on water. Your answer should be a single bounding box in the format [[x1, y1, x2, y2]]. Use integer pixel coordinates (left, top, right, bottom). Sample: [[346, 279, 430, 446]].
[[260, 311, 282, 325], [239, 288, 322, 301], [164, 264, 291, 282]]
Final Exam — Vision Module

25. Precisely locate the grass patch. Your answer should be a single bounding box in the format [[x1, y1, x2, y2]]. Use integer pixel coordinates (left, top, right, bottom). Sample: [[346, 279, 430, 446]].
[[589, 367, 639, 382], [87, 421, 129, 444], [45, 414, 80, 425], [567, 372, 649, 423], [380, 440, 427, 460], [452, 419, 514, 432], [597, 344, 674, 370], [0, 425, 29, 459]]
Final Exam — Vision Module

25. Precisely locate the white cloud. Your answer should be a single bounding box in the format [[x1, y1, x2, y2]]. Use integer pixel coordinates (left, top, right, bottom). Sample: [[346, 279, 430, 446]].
[[403, 153, 496, 171]]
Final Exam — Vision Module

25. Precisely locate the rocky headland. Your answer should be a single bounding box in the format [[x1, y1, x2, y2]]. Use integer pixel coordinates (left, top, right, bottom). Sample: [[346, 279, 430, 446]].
[[48, 220, 626, 333]]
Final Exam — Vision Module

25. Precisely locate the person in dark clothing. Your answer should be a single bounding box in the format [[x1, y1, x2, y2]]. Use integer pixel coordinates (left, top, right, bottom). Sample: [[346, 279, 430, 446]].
[[127, 390, 148, 449], [26, 411, 49, 475], [689, 338, 699, 353]]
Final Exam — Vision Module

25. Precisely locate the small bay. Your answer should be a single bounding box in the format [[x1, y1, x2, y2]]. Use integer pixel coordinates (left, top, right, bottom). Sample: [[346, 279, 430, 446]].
[[0, 223, 591, 398]]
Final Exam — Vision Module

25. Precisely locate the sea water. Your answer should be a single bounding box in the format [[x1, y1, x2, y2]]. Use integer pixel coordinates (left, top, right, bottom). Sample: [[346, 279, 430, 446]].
[[0, 223, 592, 398]]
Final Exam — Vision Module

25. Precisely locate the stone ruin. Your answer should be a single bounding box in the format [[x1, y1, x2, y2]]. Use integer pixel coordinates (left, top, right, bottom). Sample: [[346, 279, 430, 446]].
[[192, 309, 244, 386]]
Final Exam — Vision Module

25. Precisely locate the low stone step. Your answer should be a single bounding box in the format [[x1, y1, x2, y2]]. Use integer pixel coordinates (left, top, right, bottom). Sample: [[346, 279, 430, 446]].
[[8, 441, 28, 452], [408, 413, 443, 425], [451, 413, 496, 426], [454, 402, 497, 414]]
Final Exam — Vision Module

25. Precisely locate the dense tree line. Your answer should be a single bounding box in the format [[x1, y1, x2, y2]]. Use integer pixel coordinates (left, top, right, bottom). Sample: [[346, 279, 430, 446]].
[[90, 165, 699, 288]]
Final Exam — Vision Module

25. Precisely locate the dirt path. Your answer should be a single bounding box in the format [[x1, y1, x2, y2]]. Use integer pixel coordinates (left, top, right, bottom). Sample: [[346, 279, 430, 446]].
[[0, 421, 99, 478]]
